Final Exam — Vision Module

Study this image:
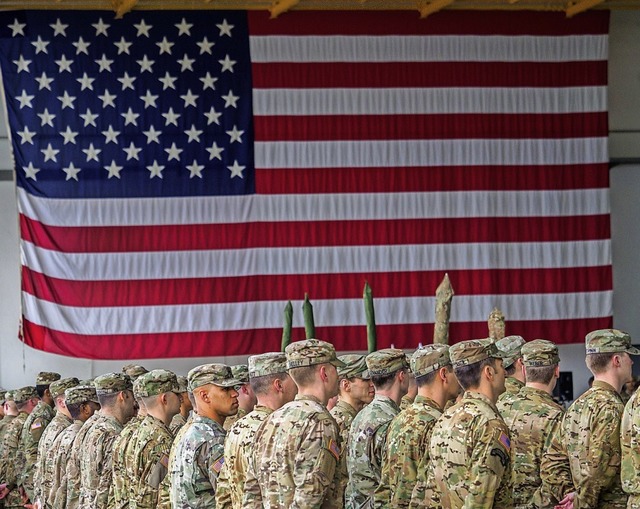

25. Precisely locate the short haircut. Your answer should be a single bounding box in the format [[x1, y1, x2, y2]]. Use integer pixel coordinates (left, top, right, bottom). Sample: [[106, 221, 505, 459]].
[[586, 352, 616, 375], [504, 364, 516, 376], [250, 373, 288, 396], [97, 392, 120, 408], [289, 365, 320, 388], [36, 385, 49, 399], [16, 400, 32, 412], [525, 364, 557, 384], [415, 369, 442, 388], [66, 402, 83, 420], [371, 370, 402, 390], [454, 358, 495, 391], [187, 391, 195, 408]]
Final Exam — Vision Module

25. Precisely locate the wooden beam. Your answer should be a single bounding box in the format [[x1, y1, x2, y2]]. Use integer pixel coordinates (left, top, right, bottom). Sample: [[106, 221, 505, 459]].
[[418, 0, 455, 18], [566, 0, 606, 17], [270, 0, 300, 18]]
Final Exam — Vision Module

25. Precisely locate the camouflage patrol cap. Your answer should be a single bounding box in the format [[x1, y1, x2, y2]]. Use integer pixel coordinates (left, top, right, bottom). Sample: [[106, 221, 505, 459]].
[[4, 390, 13, 402], [412, 344, 451, 377], [366, 349, 409, 376], [94, 372, 133, 395], [495, 335, 526, 369], [49, 377, 80, 398], [337, 354, 370, 380], [188, 364, 240, 391], [121, 364, 149, 380], [522, 339, 560, 367], [36, 372, 61, 385], [80, 378, 95, 386], [0, 390, 6, 404], [231, 365, 249, 384], [450, 339, 507, 368], [176, 376, 188, 393], [133, 369, 180, 398], [13, 386, 38, 404], [285, 339, 345, 370], [585, 329, 640, 355], [64, 385, 99, 405], [248, 352, 288, 378]]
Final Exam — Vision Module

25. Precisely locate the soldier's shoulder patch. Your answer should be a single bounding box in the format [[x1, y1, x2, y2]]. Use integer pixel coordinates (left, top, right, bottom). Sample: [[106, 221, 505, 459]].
[[159, 454, 169, 468], [31, 419, 43, 430], [211, 455, 225, 474], [498, 431, 510, 452], [326, 438, 340, 461]]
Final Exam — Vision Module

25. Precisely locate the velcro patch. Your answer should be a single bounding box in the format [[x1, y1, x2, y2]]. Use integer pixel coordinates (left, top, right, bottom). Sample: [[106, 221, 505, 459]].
[[31, 420, 42, 430], [211, 455, 225, 474], [499, 432, 511, 452], [327, 438, 340, 461], [160, 454, 169, 468]]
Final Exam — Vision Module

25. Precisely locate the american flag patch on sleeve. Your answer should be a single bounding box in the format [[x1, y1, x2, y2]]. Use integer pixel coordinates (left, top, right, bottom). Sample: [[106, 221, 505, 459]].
[[211, 455, 225, 474], [327, 438, 340, 461], [499, 432, 511, 451]]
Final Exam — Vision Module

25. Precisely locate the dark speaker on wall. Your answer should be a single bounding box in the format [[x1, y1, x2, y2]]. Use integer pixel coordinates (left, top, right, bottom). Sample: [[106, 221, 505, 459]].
[[553, 371, 573, 404]]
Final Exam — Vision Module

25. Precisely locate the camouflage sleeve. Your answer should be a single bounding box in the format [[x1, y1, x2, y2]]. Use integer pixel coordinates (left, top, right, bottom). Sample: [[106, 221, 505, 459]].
[[214, 459, 233, 509], [621, 395, 640, 498], [240, 445, 263, 509], [465, 418, 512, 509], [177, 440, 222, 507], [572, 403, 623, 509], [51, 447, 71, 509], [19, 417, 46, 500], [133, 438, 172, 509], [156, 467, 172, 509], [539, 421, 574, 505], [290, 416, 340, 509], [372, 431, 393, 509], [0, 421, 21, 486], [93, 432, 119, 508], [530, 414, 566, 509]]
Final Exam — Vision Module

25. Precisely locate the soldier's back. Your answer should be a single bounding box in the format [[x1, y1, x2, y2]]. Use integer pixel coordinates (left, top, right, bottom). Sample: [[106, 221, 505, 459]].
[[111, 414, 143, 509], [35, 412, 73, 507], [19, 401, 55, 501], [49, 421, 82, 509], [66, 413, 100, 509], [0, 412, 29, 508]]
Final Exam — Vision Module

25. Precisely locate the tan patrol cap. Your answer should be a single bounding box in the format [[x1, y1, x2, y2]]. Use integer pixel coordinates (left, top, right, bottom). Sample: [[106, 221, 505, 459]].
[[188, 364, 240, 391], [285, 339, 345, 370], [411, 344, 451, 377], [337, 354, 370, 380], [366, 348, 409, 376], [495, 335, 526, 369], [522, 339, 560, 367], [585, 329, 640, 355], [248, 352, 288, 378], [450, 339, 507, 368]]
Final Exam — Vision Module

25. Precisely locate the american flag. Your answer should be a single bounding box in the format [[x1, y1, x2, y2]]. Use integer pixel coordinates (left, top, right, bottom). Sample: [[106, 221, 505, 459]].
[[0, 10, 611, 359]]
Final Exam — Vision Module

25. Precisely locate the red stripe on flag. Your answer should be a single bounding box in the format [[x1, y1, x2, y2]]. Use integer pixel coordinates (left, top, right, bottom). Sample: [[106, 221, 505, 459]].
[[22, 266, 612, 307], [22, 316, 613, 360], [256, 165, 609, 194], [252, 62, 608, 89], [253, 113, 608, 142], [20, 214, 611, 253]]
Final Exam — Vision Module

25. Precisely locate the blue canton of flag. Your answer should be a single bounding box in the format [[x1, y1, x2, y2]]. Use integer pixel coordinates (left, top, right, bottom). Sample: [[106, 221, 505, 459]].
[[0, 10, 254, 198]]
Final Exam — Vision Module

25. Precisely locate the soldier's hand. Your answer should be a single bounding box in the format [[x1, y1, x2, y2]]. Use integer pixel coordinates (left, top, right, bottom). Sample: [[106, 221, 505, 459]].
[[555, 491, 575, 509], [0, 484, 9, 500], [19, 487, 29, 505]]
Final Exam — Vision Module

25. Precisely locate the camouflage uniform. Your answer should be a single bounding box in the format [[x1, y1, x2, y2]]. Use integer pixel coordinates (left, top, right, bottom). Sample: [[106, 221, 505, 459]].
[[346, 349, 408, 508], [495, 335, 526, 415], [330, 400, 357, 450], [375, 345, 452, 509], [399, 393, 415, 412], [169, 413, 187, 435], [425, 339, 513, 509], [223, 365, 250, 432], [66, 412, 100, 509], [157, 415, 193, 509], [222, 407, 246, 432], [243, 339, 345, 509], [622, 386, 640, 508], [111, 414, 144, 509], [541, 329, 637, 509]]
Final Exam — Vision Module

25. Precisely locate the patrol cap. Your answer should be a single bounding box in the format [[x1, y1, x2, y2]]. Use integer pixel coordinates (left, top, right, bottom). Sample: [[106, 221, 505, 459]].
[[121, 364, 149, 380], [4, 390, 13, 402], [366, 348, 409, 376], [176, 376, 188, 393], [13, 386, 38, 404], [0, 390, 6, 404], [188, 364, 240, 391], [231, 365, 249, 384], [133, 369, 180, 398], [522, 339, 560, 367], [450, 339, 507, 368], [411, 345, 451, 377], [36, 372, 61, 385], [94, 372, 133, 395], [495, 335, 526, 369], [80, 378, 95, 386], [49, 377, 80, 398], [337, 354, 370, 380], [248, 352, 288, 378], [285, 339, 345, 370], [585, 329, 640, 355], [65, 385, 99, 405]]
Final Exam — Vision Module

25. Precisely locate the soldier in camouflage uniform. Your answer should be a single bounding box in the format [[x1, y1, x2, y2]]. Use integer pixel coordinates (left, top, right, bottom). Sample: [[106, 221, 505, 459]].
[[33, 377, 79, 508], [78, 373, 135, 509], [542, 329, 637, 509], [223, 365, 256, 432], [425, 338, 513, 508], [496, 335, 526, 415], [400, 371, 418, 411], [119, 370, 181, 508], [243, 339, 345, 508], [216, 352, 297, 509], [346, 348, 411, 508], [66, 408, 102, 509], [17, 372, 60, 504], [500, 339, 564, 509], [169, 376, 191, 435], [374, 345, 460, 508], [0, 392, 18, 444], [49, 385, 100, 509], [622, 368, 640, 509], [0, 387, 38, 509], [169, 363, 239, 507]]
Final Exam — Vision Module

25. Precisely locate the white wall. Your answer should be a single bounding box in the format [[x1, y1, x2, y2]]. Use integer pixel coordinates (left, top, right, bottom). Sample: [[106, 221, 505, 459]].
[[1, 11, 640, 397]]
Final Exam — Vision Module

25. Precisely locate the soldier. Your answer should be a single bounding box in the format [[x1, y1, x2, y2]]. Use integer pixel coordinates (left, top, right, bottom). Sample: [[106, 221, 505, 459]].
[[169, 376, 191, 435], [33, 377, 79, 508], [49, 385, 100, 509], [426, 338, 512, 508], [216, 352, 298, 508], [622, 367, 640, 508], [18, 372, 60, 504], [495, 335, 526, 414], [346, 348, 411, 508], [541, 329, 637, 508], [0, 387, 38, 508], [243, 339, 344, 508], [400, 372, 418, 411], [0, 392, 18, 442], [375, 345, 460, 508], [223, 365, 256, 431], [121, 365, 148, 380], [168, 364, 239, 507], [120, 370, 181, 508], [78, 372, 135, 509], [500, 339, 564, 508]]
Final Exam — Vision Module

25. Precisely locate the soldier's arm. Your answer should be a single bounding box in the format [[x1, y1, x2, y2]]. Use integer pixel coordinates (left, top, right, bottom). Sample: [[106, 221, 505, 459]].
[[20, 417, 47, 501], [95, 432, 119, 508], [213, 438, 233, 509], [539, 419, 574, 506], [530, 413, 567, 508], [371, 425, 395, 509], [134, 438, 172, 509], [240, 443, 264, 509], [621, 395, 640, 498]]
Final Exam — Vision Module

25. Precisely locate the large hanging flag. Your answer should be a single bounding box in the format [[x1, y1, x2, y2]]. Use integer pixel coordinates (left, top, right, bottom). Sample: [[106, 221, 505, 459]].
[[0, 9, 610, 359]]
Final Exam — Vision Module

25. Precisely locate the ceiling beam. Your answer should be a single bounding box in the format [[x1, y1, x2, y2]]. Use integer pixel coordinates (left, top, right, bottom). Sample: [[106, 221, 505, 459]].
[[418, 0, 455, 17], [270, 0, 300, 18], [566, 0, 606, 17]]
